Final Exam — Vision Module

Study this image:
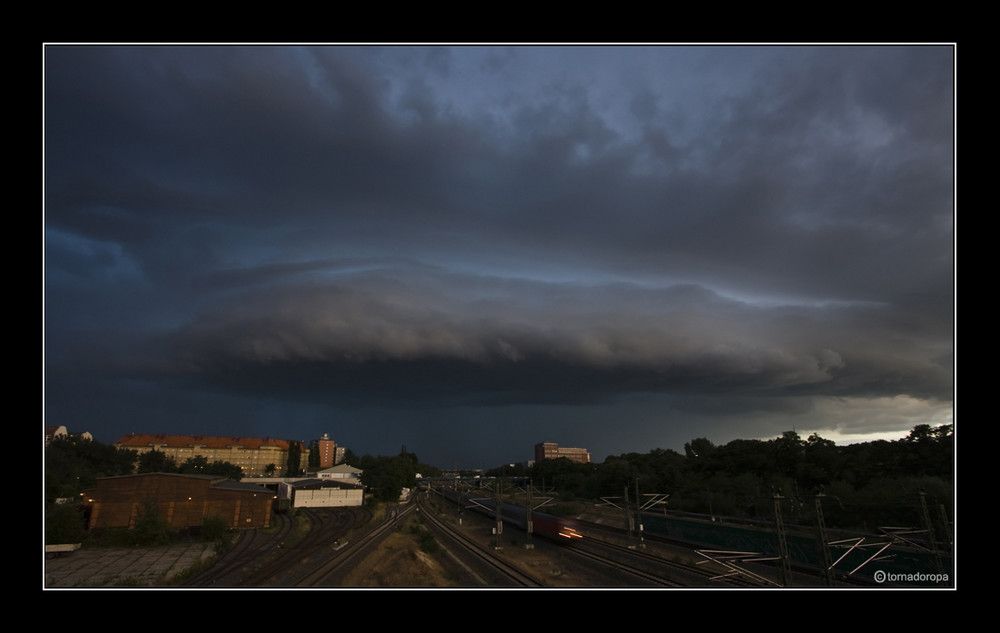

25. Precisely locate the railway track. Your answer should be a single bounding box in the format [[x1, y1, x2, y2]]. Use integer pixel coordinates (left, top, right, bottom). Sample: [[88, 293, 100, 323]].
[[179, 512, 295, 586], [416, 495, 546, 587], [417, 493, 755, 588], [421, 492, 776, 587], [180, 497, 784, 588], [293, 503, 417, 587], [575, 534, 765, 587], [240, 506, 371, 587], [179, 507, 371, 587], [575, 517, 821, 587], [568, 545, 682, 586]]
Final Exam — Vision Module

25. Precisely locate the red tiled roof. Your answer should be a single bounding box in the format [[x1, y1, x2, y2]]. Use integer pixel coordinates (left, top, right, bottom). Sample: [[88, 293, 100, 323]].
[[114, 433, 299, 450]]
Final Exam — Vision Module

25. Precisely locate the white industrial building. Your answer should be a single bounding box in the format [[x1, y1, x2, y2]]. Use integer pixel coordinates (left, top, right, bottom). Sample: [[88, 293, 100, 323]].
[[279, 478, 364, 508], [314, 464, 363, 482]]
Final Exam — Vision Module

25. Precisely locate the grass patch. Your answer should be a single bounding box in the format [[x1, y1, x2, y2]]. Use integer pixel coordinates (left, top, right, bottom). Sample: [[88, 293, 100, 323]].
[[408, 521, 440, 554]]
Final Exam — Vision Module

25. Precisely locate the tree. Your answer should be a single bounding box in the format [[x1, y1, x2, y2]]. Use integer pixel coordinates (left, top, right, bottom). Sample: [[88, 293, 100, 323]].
[[208, 460, 243, 480], [131, 499, 173, 546], [594, 455, 634, 497], [137, 449, 177, 474], [359, 452, 421, 503], [201, 514, 231, 545], [684, 437, 716, 459], [45, 436, 137, 501], [178, 455, 210, 474], [770, 431, 805, 478], [899, 423, 953, 479], [342, 448, 360, 467], [46, 502, 86, 545], [176, 455, 241, 479], [799, 433, 839, 489], [286, 441, 303, 476], [529, 457, 595, 499], [713, 439, 768, 478]]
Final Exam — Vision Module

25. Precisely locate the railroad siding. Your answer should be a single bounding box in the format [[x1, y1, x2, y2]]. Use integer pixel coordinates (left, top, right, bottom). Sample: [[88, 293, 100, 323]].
[[639, 512, 952, 585]]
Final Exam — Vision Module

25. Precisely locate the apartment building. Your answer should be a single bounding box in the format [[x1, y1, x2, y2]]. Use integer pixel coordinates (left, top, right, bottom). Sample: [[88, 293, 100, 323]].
[[114, 433, 307, 478], [534, 442, 591, 464]]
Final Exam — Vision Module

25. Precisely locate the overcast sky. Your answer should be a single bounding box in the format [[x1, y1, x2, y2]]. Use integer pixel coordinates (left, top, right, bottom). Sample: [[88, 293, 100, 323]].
[[43, 44, 954, 469]]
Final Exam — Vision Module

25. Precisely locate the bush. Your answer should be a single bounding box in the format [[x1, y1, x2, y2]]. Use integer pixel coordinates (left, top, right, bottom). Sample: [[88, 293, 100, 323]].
[[131, 499, 174, 546], [201, 514, 231, 544], [410, 524, 439, 554], [46, 502, 86, 545]]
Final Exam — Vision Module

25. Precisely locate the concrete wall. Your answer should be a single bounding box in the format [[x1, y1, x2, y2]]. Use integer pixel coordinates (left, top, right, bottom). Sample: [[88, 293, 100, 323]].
[[292, 487, 364, 508]]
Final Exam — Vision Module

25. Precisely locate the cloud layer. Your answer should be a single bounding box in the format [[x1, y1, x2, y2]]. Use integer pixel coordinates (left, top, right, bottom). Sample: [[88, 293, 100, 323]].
[[44, 45, 954, 466]]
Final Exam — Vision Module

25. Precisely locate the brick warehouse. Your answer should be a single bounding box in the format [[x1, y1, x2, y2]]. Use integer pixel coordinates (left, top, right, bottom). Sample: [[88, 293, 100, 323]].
[[85, 472, 276, 531]]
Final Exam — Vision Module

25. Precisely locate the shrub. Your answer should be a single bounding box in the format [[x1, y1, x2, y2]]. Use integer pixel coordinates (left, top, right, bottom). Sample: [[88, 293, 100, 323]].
[[46, 502, 86, 545], [131, 499, 174, 546], [201, 514, 231, 544]]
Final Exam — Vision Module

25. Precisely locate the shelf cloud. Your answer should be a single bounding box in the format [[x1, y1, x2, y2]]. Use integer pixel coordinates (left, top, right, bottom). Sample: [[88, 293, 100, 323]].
[[44, 45, 954, 467]]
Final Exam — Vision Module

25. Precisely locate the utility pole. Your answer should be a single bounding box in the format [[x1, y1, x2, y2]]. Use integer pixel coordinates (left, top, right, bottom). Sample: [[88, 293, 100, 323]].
[[814, 494, 835, 587], [937, 502, 953, 559], [773, 489, 792, 587], [635, 477, 645, 550], [494, 477, 503, 550], [525, 478, 534, 549], [624, 485, 633, 548], [920, 490, 943, 575]]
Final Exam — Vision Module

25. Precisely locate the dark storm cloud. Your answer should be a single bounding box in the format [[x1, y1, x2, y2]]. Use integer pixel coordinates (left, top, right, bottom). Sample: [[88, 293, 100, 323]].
[[44, 44, 954, 465], [98, 266, 949, 415]]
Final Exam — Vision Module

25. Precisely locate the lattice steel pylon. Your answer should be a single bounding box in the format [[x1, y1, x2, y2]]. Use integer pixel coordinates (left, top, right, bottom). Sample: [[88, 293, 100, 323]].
[[494, 478, 503, 550], [814, 495, 835, 587], [773, 491, 793, 587], [524, 479, 534, 549], [920, 491, 944, 575]]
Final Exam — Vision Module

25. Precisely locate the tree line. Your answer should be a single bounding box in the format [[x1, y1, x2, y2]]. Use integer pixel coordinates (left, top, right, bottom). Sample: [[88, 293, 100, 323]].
[[45, 424, 954, 535], [488, 424, 954, 533]]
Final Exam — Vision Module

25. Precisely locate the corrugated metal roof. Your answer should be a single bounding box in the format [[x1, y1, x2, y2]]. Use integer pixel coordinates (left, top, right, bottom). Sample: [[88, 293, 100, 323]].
[[97, 471, 226, 482], [290, 478, 363, 490], [212, 479, 276, 493], [93, 472, 275, 493], [317, 464, 362, 474]]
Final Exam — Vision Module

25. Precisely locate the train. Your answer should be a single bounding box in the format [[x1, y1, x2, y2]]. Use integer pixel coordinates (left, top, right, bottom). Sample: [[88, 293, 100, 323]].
[[435, 484, 583, 544], [495, 500, 584, 543]]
